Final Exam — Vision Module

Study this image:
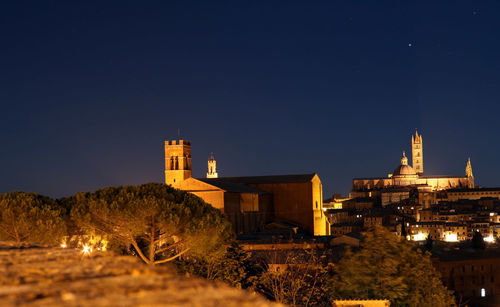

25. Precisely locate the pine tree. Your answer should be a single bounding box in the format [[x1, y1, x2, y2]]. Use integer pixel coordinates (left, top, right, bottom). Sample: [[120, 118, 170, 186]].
[[329, 226, 456, 307], [0, 192, 66, 245], [66, 183, 232, 265]]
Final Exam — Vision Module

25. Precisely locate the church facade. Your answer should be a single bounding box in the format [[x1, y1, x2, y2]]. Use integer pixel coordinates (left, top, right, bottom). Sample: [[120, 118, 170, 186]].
[[164, 139, 330, 236], [351, 131, 474, 205]]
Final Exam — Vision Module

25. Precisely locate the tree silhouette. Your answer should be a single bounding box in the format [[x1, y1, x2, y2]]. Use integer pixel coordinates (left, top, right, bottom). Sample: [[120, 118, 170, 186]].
[[471, 231, 486, 250], [329, 226, 456, 307], [66, 183, 232, 265], [0, 192, 66, 245]]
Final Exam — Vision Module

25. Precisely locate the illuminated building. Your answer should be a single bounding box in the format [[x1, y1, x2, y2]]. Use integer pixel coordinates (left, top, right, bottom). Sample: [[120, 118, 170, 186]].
[[164, 140, 330, 236], [351, 131, 474, 205], [164, 140, 192, 186], [206, 153, 218, 178]]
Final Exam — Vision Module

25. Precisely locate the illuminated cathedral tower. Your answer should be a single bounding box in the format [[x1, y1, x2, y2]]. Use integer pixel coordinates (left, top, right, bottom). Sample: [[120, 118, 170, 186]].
[[164, 140, 192, 186], [466, 157, 474, 188], [411, 130, 423, 176], [207, 153, 218, 178]]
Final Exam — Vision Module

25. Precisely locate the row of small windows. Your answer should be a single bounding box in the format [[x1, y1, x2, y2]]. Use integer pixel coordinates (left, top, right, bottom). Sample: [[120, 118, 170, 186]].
[[457, 264, 495, 273]]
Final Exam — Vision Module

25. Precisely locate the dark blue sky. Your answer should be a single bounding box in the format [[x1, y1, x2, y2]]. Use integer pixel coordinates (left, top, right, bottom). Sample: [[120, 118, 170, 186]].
[[2, 1, 500, 198]]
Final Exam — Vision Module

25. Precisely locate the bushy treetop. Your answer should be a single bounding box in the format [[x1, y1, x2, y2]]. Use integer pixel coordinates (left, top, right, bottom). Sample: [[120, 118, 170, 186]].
[[64, 183, 232, 264], [329, 226, 456, 307], [0, 191, 66, 245]]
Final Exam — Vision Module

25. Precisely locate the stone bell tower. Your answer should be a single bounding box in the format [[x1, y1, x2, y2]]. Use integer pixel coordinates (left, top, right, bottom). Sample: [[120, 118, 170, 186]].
[[165, 140, 192, 186], [411, 130, 423, 176], [206, 153, 218, 178], [466, 157, 474, 188]]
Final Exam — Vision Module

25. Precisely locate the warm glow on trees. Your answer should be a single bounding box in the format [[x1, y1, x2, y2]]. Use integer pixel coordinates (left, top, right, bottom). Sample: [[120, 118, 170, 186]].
[[0, 192, 66, 245], [66, 183, 232, 265]]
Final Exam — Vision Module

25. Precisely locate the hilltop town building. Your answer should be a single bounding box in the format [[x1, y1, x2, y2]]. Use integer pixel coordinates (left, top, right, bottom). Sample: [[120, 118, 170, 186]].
[[326, 131, 500, 243], [164, 140, 330, 236], [351, 131, 474, 205]]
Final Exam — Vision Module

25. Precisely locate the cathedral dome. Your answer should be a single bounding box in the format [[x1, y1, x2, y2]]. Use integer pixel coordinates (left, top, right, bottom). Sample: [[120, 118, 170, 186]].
[[393, 151, 417, 177], [393, 164, 417, 176]]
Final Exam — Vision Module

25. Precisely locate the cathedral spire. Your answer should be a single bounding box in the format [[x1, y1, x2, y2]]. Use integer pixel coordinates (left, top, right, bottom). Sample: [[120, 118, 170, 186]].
[[466, 157, 474, 188], [411, 130, 423, 176], [207, 153, 218, 178]]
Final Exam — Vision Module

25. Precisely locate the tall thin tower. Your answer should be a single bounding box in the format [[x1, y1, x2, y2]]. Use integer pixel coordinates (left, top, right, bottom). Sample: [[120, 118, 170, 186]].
[[164, 139, 192, 186], [411, 130, 423, 176], [466, 157, 474, 188], [207, 153, 218, 178]]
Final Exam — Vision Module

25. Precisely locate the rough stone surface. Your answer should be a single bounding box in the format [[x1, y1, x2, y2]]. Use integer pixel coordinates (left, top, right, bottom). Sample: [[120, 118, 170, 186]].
[[0, 242, 282, 307]]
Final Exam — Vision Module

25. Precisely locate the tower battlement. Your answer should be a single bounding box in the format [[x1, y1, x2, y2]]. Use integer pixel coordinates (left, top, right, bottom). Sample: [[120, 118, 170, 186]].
[[164, 139, 192, 186], [165, 140, 191, 146]]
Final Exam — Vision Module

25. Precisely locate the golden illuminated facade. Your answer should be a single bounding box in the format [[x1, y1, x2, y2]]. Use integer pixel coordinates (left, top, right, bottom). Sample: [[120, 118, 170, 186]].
[[351, 131, 474, 199], [411, 131, 423, 175], [207, 153, 218, 178], [165, 139, 330, 236], [164, 140, 192, 186]]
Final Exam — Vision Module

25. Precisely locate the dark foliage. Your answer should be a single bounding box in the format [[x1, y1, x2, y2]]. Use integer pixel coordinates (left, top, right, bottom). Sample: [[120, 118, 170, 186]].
[[176, 241, 264, 289], [0, 191, 66, 245], [471, 231, 486, 250], [329, 226, 456, 307], [64, 183, 233, 265], [256, 249, 332, 306]]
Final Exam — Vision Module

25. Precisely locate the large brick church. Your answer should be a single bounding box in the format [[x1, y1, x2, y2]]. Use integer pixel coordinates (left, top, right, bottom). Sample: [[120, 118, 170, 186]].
[[163, 139, 330, 236]]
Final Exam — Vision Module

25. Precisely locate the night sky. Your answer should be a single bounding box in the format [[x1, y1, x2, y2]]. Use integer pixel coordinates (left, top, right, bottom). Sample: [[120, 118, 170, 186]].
[[2, 1, 500, 198]]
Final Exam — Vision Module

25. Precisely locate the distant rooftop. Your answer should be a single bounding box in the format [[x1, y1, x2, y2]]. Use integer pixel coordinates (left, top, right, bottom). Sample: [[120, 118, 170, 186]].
[[196, 179, 267, 194], [433, 248, 500, 262], [201, 173, 317, 184], [446, 187, 500, 192]]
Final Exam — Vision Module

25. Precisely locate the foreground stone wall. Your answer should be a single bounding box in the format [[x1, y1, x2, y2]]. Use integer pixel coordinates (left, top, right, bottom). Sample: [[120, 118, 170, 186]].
[[0, 242, 281, 307]]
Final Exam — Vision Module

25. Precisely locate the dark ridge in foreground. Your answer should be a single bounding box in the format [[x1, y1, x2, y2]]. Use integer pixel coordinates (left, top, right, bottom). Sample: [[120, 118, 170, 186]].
[[0, 242, 281, 307]]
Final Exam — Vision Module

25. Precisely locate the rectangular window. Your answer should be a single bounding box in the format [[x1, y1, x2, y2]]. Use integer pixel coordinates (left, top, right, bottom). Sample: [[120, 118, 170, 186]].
[[481, 288, 486, 297]]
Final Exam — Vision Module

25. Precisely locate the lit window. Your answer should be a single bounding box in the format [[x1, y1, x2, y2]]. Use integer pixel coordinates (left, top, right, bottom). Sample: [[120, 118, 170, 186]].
[[481, 288, 486, 297]]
